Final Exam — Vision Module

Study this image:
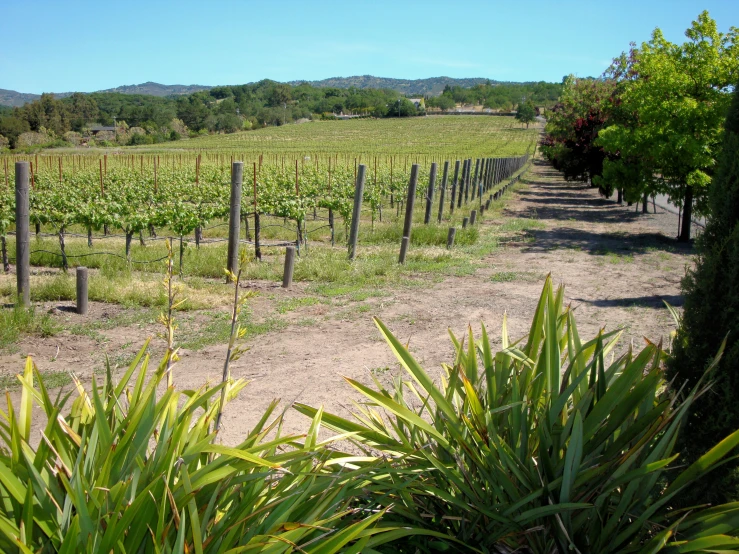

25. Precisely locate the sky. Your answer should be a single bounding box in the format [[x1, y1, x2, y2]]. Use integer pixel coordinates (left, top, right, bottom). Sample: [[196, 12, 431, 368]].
[[1, 0, 737, 94]]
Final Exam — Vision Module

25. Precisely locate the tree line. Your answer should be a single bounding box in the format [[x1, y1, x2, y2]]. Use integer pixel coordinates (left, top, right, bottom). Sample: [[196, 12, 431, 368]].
[[541, 11, 738, 242], [0, 80, 562, 150]]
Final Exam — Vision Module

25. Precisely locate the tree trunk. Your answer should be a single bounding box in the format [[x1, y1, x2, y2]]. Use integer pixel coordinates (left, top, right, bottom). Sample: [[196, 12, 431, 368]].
[[87, 227, 93, 247], [679, 186, 694, 242], [642, 193, 648, 213], [617, 188, 623, 204]]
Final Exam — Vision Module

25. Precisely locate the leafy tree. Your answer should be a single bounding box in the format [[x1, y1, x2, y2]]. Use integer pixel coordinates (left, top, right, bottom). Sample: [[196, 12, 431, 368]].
[[0, 114, 30, 148], [388, 98, 418, 117], [515, 100, 537, 128], [542, 76, 615, 187], [668, 83, 739, 505], [598, 12, 739, 241]]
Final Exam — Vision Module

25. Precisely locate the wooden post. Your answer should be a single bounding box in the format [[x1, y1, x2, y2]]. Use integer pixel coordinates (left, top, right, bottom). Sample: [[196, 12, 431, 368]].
[[76, 266, 88, 315], [437, 160, 449, 223], [15, 162, 30, 307], [457, 159, 467, 209], [282, 246, 295, 288], [423, 162, 437, 224], [399, 164, 419, 264], [471, 158, 480, 200], [446, 227, 456, 249], [399, 236, 410, 264], [227, 161, 244, 274], [462, 217, 469, 229], [450, 160, 460, 214], [348, 164, 367, 260], [470, 210, 477, 226], [463, 159, 471, 205], [253, 162, 261, 261]]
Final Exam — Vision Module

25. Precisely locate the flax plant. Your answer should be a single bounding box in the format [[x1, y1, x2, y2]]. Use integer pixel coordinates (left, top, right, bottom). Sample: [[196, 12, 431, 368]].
[[297, 276, 739, 553]]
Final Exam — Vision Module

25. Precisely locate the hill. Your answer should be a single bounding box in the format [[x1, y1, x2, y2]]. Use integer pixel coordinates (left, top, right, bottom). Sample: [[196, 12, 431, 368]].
[[0, 82, 212, 107], [97, 81, 213, 96], [287, 76, 494, 96], [0, 88, 75, 107]]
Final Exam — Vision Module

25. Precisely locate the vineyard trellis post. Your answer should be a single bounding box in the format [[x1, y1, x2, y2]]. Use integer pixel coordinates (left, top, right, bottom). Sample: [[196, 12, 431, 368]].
[[458, 159, 468, 208], [447, 227, 456, 249], [227, 161, 244, 275], [423, 162, 437, 225], [76, 266, 88, 315], [437, 161, 449, 223], [450, 160, 460, 214], [253, 162, 261, 261], [15, 161, 30, 307], [399, 164, 419, 264], [348, 164, 366, 261], [282, 246, 295, 288], [471, 159, 480, 201]]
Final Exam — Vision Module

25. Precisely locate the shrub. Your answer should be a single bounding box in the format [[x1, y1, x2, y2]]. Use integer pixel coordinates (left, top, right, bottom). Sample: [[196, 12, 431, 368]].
[[298, 276, 739, 552], [668, 84, 739, 504], [0, 344, 405, 552]]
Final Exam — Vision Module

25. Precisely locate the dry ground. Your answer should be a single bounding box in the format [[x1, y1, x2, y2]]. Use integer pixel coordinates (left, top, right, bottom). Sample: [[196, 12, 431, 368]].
[[0, 160, 696, 444]]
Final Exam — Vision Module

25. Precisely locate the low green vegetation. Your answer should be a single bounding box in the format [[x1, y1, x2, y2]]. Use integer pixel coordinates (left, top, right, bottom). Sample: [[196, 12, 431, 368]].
[[0, 304, 59, 349], [4, 277, 739, 551]]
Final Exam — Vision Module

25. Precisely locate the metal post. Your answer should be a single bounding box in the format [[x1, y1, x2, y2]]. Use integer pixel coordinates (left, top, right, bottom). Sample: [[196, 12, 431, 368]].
[[423, 162, 437, 224], [15, 162, 30, 307], [227, 161, 243, 274], [76, 266, 88, 315], [348, 164, 366, 260], [282, 246, 295, 288]]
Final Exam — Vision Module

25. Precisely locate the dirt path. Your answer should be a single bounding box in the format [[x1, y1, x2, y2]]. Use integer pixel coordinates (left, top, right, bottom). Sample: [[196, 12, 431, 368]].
[[1, 160, 695, 444]]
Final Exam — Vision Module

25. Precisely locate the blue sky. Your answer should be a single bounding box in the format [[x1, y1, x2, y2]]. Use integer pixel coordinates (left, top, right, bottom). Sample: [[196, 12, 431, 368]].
[[2, 0, 737, 94]]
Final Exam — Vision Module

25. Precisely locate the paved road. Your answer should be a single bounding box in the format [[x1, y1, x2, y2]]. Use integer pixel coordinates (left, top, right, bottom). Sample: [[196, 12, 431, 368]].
[[653, 193, 705, 228]]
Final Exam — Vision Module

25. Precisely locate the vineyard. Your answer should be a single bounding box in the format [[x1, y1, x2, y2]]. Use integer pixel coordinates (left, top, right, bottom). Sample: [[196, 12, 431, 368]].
[[0, 116, 537, 293], [149, 115, 537, 155]]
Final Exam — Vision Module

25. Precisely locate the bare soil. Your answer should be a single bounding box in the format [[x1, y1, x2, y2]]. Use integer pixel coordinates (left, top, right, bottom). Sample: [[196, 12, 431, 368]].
[[0, 160, 696, 444]]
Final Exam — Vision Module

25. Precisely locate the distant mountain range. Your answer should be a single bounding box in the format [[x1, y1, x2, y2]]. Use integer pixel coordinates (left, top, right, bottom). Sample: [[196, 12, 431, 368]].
[[0, 76, 511, 107], [0, 82, 213, 107], [287, 76, 494, 96]]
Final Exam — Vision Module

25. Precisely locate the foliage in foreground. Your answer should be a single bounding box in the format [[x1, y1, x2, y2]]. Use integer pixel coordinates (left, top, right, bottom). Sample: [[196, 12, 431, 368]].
[[298, 276, 739, 552], [0, 346, 407, 553], [669, 81, 739, 505]]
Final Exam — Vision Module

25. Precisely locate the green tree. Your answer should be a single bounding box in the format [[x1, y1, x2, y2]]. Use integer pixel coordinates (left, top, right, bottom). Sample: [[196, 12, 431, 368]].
[[668, 83, 739, 505], [542, 76, 615, 187], [598, 12, 739, 241], [514, 100, 537, 128]]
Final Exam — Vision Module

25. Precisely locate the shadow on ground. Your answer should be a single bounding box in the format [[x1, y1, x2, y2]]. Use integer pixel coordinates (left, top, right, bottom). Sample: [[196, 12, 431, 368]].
[[573, 294, 684, 309], [521, 228, 692, 256]]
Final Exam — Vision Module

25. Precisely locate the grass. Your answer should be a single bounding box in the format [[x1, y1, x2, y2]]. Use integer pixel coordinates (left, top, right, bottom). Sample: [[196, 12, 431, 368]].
[[0, 304, 60, 350], [0, 369, 72, 390], [177, 309, 287, 351], [276, 296, 321, 314], [490, 271, 542, 283]]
